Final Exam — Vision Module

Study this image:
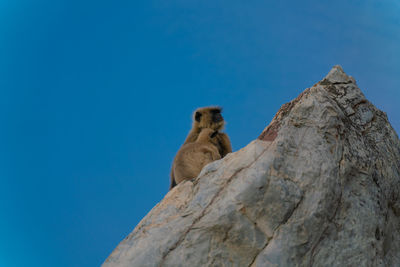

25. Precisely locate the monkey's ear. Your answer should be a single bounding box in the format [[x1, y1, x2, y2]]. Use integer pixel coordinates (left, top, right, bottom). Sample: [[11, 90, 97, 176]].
[[195, 111, 202, 122]]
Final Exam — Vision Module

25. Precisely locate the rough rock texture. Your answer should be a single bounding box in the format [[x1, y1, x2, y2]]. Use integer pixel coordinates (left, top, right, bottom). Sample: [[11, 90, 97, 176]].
[[103, 66, 400, 267]]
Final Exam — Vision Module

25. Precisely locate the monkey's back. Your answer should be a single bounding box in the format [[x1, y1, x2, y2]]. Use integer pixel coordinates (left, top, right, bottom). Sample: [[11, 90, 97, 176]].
[[173, 143, 220, 185]]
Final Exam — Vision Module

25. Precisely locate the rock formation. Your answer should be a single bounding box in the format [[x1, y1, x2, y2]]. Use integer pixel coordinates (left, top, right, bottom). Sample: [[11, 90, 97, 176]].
[[103, 66, 400, 267]]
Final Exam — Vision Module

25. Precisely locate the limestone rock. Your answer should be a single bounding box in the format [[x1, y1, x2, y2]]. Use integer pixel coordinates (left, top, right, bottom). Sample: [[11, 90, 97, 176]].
[[103, 66, 400, 267]]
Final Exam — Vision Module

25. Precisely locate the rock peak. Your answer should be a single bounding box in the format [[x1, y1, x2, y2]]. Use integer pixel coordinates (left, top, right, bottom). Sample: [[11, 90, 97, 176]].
[[322, 64, 355, 84], [103, 67, 400, 267], [259, 66, 367, 142]]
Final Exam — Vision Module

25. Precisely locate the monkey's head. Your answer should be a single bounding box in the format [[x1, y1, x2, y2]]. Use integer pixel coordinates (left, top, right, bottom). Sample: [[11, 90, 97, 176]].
[[193, 106, 225, 131]]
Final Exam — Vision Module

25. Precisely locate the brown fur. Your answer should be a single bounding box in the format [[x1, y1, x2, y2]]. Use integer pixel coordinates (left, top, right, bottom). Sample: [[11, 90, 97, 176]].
[[172, 128, 221, 186], [170, 106, 232, 189]]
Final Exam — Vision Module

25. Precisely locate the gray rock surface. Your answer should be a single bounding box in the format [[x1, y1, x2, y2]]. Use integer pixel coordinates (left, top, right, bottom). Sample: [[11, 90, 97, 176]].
[[103, 66, 400, 267]]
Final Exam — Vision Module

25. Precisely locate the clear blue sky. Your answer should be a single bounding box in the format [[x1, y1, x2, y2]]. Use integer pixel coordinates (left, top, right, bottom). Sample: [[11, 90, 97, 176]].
[[1, 1, 399, 266]]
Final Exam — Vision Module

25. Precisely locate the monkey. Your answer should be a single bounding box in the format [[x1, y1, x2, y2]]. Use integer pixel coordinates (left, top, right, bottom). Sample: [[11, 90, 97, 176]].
[[172, 128, 221, 187], [170, 106, 232, 189], [184, 106, 232, 157]]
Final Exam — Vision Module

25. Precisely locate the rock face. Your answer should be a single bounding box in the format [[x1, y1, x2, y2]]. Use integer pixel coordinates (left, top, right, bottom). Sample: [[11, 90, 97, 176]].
[[103, 66, 400, 267]]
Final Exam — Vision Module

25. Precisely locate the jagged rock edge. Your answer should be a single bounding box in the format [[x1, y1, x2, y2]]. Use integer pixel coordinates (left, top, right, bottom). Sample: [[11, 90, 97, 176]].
[[254, 76, 351, 265]]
